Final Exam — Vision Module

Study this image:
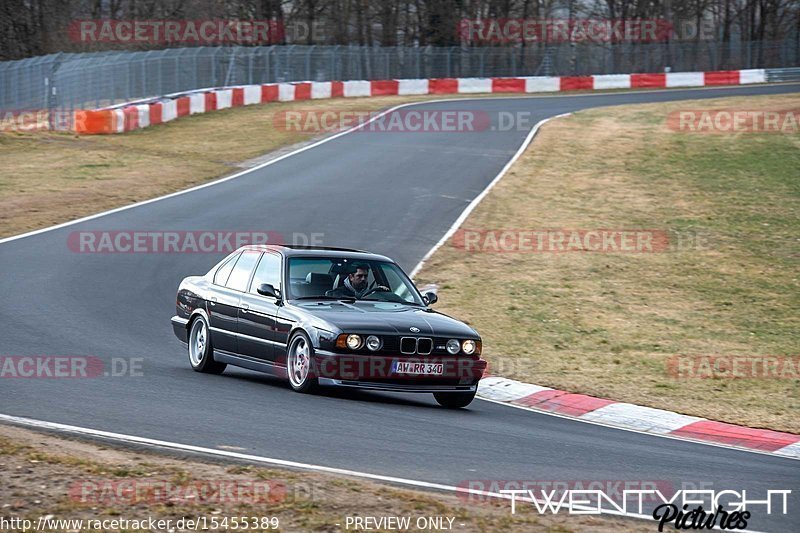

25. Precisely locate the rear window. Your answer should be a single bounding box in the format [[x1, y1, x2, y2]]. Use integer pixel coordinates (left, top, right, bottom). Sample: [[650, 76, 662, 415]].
[[213, 253, 240, 286], [225, 251, 261, 292]]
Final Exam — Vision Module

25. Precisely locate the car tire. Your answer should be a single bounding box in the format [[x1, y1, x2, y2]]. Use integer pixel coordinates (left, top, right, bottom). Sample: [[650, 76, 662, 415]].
[[286, 331, 319, 393], [187, 315, 226, 374], [433, 390, 476, 409]]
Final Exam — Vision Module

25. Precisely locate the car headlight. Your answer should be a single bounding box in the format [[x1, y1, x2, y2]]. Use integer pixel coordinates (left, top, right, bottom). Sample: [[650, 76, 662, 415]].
[[446, 339, 461, 355], [461, 340, 477, 355], [346, 334, 363, 350], [366, 335, 382, 351]]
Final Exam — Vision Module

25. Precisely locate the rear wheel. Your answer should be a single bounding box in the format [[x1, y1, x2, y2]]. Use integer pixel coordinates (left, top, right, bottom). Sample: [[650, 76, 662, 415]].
[[188, 316, 226, 374], [287, 332, 318, 393], [433, 390, 476, 409]]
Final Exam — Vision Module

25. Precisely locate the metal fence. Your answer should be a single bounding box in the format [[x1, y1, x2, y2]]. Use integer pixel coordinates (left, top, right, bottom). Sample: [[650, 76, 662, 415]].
[[1, 40, 798, 116]]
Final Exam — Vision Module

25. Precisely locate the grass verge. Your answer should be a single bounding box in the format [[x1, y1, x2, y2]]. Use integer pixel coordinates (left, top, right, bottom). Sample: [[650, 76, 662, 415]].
[[0, 424, 637, 532], [0, 93, 471, 239], [416, 93, 800, 433]]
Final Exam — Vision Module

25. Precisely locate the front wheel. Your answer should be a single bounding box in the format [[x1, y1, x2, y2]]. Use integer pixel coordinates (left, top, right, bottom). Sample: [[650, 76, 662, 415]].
[[286, 332, 318, 393], [188, 316, 226, 374], [433, 390, 476, 409]]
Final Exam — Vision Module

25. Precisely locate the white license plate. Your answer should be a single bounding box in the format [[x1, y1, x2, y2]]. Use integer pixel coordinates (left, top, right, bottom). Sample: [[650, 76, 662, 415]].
[[393, 361, 444, 375]]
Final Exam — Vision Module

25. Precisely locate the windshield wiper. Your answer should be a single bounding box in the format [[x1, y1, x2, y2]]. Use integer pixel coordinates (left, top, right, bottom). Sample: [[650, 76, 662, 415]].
[[360, 298, 423, 306], [294, 296, 356, 303]]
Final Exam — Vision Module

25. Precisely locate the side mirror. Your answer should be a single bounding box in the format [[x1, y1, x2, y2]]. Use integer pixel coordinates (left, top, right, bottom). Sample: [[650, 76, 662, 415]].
[[257, 283, 280, 298], [423, 291, 438, 305]]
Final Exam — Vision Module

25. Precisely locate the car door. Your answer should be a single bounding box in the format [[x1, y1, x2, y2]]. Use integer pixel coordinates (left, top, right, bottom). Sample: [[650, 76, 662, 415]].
[[207, 252, 241, 353], [210, 249, 261, 354], [238, 251, 282, 362]]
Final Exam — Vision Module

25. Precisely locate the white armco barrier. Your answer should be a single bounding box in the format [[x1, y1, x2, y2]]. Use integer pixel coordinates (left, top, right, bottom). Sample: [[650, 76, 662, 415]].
[[161, 100, 178, 122], [215, 89, 232, 109], [398, 79, 429, 95], [135, 104, 150, 128], [458, 78, 493, 93], [740, 69, 766, 84], [343, 80, 371, 97], [311, 81, 332, 99], [189, 93, 205, 114], [244, 85, 262, 105], [666, 72, 704, 87], [525, 76, 560, 92], [593, 74, 631, 89], [278, 83, 295, 101]]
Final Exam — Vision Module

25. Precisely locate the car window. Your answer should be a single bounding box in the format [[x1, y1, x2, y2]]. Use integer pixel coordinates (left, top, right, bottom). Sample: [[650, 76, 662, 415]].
[[285, 257, 422, 305], [378, 263, 417, 303], [225, 251, 261, 292], [213, 252, 240, 286], [250, 252, 282, 294]]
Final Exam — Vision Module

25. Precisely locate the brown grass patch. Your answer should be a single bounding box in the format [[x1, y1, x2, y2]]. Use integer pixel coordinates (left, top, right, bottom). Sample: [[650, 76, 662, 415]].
[[416, 93, 800, 433]]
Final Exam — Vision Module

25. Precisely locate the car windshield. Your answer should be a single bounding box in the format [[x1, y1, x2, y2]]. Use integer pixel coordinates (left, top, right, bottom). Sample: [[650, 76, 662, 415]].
[[286, 257, 424, 305]]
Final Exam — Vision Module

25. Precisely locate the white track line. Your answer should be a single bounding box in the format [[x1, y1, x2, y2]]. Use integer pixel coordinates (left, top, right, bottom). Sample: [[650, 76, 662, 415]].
[[408, 111, 569, 278], [0, 87, 796, 516], [0, 98, 450, 245], [2, 84, 793, 247], [3, 88, 797, 460], [0, 413, 771, 532]]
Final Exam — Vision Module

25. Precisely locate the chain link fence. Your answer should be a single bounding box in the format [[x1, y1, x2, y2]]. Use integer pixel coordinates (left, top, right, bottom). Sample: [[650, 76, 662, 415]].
[[1, 40, 798, 118]]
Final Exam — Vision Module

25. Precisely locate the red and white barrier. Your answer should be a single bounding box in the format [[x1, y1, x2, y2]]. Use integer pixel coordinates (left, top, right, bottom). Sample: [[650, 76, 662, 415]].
[[478, 375, 800, 457], [74, 68, 768, 134]]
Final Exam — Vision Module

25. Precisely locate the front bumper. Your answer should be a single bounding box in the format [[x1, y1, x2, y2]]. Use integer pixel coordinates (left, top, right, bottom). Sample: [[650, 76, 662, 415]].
[[312, 349, 486, 392], [317, 378, 477, 393]]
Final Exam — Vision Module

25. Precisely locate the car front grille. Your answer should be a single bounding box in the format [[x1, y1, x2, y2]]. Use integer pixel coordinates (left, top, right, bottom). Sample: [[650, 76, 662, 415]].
[[400, 337, 417, 354], [400, 337, 433, 355], [417, 338, 432, 355]]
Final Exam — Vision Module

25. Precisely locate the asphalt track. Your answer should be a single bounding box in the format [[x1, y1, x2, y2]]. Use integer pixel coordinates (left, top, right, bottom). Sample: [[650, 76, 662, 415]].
[[2, 84, 799, 531]]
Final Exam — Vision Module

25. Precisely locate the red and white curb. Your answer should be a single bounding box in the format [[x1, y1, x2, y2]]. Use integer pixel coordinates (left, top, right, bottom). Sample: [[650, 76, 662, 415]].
[[477, 376, 800, 459], [74, 68, 768, 134]]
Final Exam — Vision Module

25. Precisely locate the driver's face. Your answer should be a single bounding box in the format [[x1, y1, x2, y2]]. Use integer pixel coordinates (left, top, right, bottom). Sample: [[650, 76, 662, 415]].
[[349, 269, 368, 290]]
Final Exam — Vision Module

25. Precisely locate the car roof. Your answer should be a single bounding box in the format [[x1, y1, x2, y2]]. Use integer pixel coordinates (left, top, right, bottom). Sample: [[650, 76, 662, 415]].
[[236, 244, 393, 263]]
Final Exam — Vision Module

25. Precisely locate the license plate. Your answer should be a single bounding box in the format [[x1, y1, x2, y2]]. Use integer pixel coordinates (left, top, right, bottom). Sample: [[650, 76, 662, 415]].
[[392, 361, 444, 375]]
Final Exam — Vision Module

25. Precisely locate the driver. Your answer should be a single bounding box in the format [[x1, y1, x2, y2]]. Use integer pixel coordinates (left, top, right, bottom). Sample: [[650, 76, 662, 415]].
[[327, 263, 388, 299]]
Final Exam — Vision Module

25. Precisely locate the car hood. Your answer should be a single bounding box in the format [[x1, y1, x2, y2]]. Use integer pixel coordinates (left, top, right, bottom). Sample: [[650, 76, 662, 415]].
[[290, 301, 479, 338]]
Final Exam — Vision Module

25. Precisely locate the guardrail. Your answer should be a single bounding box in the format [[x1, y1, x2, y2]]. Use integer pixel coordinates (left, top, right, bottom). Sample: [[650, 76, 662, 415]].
[[766, 67, 800, 82], [1, 40, 797, 118]]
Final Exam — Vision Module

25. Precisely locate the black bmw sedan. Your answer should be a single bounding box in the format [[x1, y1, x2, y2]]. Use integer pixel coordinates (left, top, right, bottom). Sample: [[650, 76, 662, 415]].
[[171, 245, 486, 408]]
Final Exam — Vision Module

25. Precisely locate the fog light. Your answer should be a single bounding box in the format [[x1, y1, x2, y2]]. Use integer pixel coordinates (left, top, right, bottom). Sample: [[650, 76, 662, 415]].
[[461, 340, 477, 355], [446, 339, 460, 355], [346, 334, 363, 350], [366, 335, 382, 351]]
